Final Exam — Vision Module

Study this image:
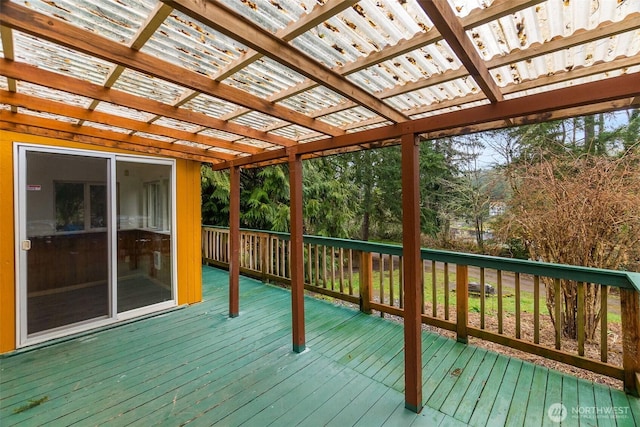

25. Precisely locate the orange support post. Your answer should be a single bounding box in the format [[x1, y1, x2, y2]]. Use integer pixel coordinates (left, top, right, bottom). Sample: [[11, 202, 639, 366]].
[[401, 133, 423, 413], [289, 153, 306, 353], [229, 165, 240, 318]]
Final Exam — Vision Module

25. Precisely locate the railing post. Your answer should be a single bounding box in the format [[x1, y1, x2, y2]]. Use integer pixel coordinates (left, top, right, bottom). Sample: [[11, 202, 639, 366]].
[[620, 288, 640, 395], [359, 251, 373, 314], [456, 264, 468, 344], [229, 166, 241, 318]]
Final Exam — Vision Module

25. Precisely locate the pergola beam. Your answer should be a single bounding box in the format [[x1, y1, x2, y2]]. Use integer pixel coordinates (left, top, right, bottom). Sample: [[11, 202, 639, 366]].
[[160, 0, 409, 124], [0, 60, 293, 149], [0, 1, 344, 138], [0, 90, 261, 156], [0, 111, 224, 162], [213, 72, 640, 170]]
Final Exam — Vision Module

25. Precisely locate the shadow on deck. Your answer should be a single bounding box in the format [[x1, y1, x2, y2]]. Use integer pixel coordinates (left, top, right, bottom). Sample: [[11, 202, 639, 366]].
[[1, 266, 639, 426]]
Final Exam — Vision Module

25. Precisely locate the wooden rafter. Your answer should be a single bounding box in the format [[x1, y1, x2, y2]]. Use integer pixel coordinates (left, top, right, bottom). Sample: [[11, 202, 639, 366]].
[[0, 59, 294, 149], [0, 111, 226, 162], [418, 1, 502, 103], [0, 1, 344, 138], [160, 0, 409, 124], [83, 2, 175, 125], [0, 90, 262, 155], [0, 25, 16, 113]]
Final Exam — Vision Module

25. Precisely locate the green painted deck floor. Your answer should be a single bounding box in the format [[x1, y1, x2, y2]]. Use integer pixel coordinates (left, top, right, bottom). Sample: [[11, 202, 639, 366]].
[[2, 266, 639, 426]]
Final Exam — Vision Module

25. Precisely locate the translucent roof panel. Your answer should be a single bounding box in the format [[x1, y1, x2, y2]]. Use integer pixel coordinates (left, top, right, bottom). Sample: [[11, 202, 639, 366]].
[[12, 0, 157, 45], [348, 42, 463, 93], [270, 125, 323, 141], [317, 106, 382, 128], [223, 58, 306, 99], [19, 82, 93, 108], [291, 0, 432, 68], [93, 102, 156, 123], [82, 121, 133, 134], [181, 94, 243, 119], [218, 0, 320, 34], [13, 32, 113, 85], [19, 108, 79, 124], [141, 10, 249, 77], [230, 111, 290, 131], [133, 132, 176, 143], [279, 87, 350, 115], [385, 76, 480, 111], [153, 117, 203, 133], [111, 69, 185, 104], [198, 128, 245, 142], [466, 0, 640, 61]]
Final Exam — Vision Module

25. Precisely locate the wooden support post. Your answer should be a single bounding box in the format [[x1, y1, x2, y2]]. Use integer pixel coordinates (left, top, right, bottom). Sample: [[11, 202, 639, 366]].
[[359, 251, 373, 314], [401, 133, 423, 413], [289, 152, 306, 353], [620, 288, 640, 395], [229, 165, 240, 318], [456, 264, 468, 344]]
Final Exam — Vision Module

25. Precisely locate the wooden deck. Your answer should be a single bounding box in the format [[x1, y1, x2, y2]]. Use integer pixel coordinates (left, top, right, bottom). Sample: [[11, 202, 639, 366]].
[[2, 266, 639, 426]]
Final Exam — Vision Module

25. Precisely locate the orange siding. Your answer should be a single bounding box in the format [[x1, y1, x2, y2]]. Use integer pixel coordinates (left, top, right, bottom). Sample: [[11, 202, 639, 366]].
[[0, 131, 202, 353], [0, 136, 16, 353]]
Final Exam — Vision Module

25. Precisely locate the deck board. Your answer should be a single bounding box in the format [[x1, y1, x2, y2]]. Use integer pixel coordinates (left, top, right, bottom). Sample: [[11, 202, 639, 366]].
[[1, 266, 638, 426]]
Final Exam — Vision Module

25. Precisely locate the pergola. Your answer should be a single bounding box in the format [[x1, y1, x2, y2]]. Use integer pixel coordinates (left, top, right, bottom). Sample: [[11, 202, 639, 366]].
[[2, 0, 640, 413]]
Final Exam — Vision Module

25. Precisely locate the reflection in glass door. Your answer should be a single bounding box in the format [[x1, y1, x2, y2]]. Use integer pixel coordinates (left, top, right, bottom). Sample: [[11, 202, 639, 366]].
[[21, 150, 110, 336], [116, 161, 173, 312]]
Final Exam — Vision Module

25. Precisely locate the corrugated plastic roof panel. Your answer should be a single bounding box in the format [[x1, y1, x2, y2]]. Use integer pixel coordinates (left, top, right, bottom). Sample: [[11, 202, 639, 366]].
[[93, 102, 156, 123], [290, 0, 433, 68], [218, 0, 320, 34], [12, 0, 157, 45], [230, 110, 290, 131], [153, 117, 204, 133], [19, 108, 80, 124], [278, 86, 350, 114], [181, 94, 243, 119], [141, 10, 249, 77], [223, 58, 306, 99], [19, 82, 93, 108], [13, 32, 113, 85], [133, 132, 176, 143], [111, 69, 185, 104], [82, 121, 133, 134]]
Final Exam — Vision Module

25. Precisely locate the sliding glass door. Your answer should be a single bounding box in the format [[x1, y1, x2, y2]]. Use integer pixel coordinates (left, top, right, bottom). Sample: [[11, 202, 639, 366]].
[[20, 150, 111, 337], [17, 146, 175, 346]]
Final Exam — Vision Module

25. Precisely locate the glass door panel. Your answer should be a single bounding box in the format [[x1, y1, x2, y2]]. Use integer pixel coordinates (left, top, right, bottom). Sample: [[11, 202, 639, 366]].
[[24, 151, 110, 335], [116, 161, 173, 312]]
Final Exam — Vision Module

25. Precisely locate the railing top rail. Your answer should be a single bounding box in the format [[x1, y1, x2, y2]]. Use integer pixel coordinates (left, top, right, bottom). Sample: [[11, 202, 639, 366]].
[[203, 225, 640, 291]]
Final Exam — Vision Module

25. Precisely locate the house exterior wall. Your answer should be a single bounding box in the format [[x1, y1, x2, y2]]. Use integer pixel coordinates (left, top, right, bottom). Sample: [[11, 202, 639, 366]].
[[0, 131, 202, 354]]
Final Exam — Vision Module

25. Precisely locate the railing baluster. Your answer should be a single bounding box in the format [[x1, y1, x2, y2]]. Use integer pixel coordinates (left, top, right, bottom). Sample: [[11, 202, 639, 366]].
[[480, 267, 485, 330], [601, 285, 608, 363], [330, 247, 336, 291], [315, 244, 320, 287], [421, 260, 426, 315], [399, 256, 404, 309], [432, 260, 437, 317], [534, 275, 540, 344], [339, 248, 345, 294], [456, 264, 469, 344], [379, 253, 385, 317], [322, 246, 327, 288], [515, 272, 521, 339], [497, 270, 503, 334], [444, 262, 449, 321], [554, 278, 562, 350], [348, 249, 353, 296], [577, 282, 585, 357], [306, 243, 312, 284], [390, 255, 395, 308]]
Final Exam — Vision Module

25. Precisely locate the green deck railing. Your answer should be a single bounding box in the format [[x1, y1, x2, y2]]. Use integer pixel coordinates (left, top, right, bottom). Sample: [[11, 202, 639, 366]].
[[202, 225, 640, 395]]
